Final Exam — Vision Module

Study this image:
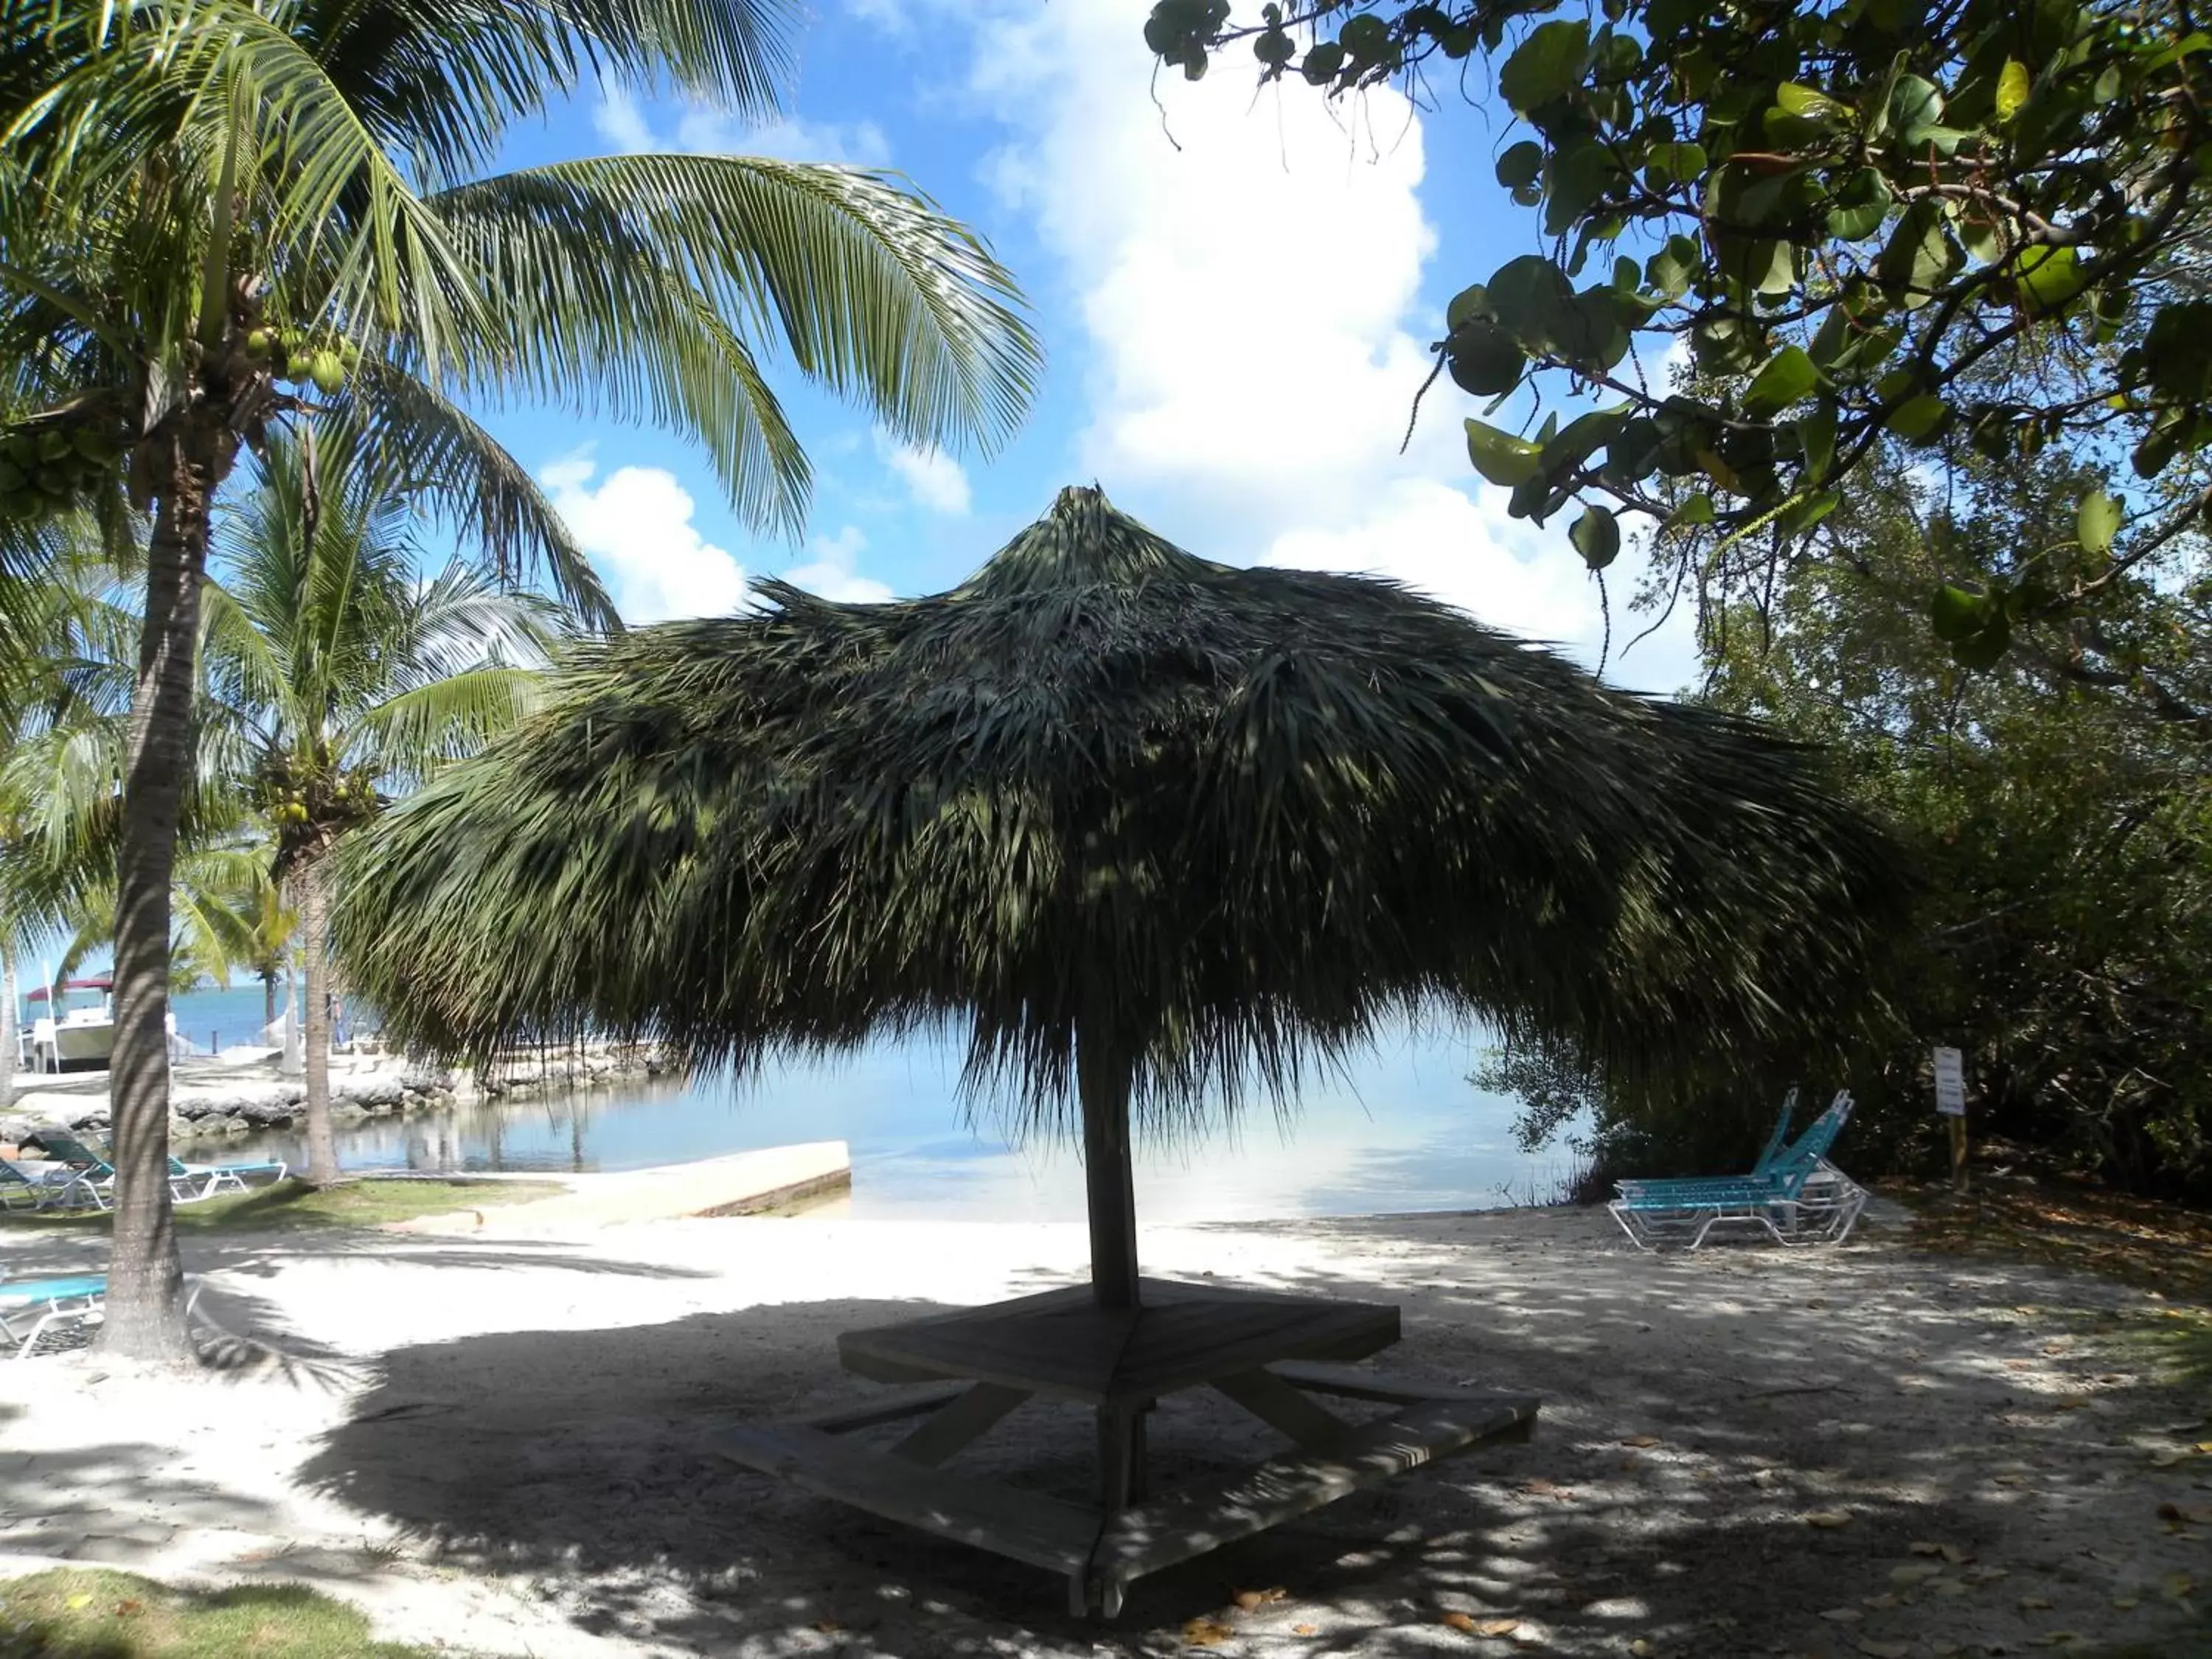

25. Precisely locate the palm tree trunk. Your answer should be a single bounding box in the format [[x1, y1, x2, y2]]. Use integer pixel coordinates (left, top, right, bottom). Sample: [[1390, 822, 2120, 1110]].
[[263, 969, 277, 1032], [103, 427, 221, 1362], [299, 855, 339, 1186]]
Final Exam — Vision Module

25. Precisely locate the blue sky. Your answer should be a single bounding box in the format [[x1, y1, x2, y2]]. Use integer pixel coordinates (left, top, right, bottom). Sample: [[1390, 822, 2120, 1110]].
[[476, 0, 1700, 692]]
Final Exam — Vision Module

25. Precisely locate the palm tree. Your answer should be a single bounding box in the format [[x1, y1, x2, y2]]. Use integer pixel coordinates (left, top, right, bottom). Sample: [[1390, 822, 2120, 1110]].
[[1, 0, 1038, 1356], [202, 428, 559, 1184]]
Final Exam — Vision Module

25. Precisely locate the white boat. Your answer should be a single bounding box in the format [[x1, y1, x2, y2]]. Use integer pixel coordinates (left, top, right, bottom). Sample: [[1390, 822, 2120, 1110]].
[[22, 974, 116, 1072]]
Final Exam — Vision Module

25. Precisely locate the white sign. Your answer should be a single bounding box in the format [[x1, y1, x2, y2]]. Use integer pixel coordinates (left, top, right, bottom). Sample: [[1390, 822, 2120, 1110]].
[[1933, 1046, 1966, 1117]]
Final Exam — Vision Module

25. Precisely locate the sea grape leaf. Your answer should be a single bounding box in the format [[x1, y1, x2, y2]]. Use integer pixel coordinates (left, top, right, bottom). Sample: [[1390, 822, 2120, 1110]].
[[1570, 504, 1621, 568], [1498, 20, 1590, 114], [1743, 344, 1820, 416], [2075, 490, 2121, 554], [1466, 418, 1545, 487]]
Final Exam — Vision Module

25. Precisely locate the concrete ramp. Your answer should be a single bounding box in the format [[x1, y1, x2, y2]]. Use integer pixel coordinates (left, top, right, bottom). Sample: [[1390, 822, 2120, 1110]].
[[389, 1141, 851, 1237]]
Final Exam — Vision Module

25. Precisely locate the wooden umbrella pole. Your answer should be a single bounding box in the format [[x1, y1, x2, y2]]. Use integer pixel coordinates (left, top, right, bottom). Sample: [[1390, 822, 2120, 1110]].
[[1077, 1039, 1141, 1312]]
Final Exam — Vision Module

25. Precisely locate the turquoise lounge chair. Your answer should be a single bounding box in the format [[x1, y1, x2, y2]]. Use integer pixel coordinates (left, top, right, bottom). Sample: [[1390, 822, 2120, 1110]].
[[0, 1273, 105, 1357], [27, 1132, 278, 1205], [1614, 1087, 1801, 1200], [169, 1152, 288, 1197], [0, 1155, 96, 1213], [1609, 1095, 1863, 1250]]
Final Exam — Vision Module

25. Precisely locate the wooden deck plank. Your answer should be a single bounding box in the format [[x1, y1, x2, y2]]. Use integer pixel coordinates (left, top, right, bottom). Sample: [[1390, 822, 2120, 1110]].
[[890, 1382, 1033, 1467], [1211, 1368, 1353, 1449], [712, 1421, 1102, 1577], [838, 1280, 1400, 1405], [782, 1382, 973, 1433], [1270, 1362, 1540, 1419], [1091, 1396, 1541, 1586], [1116, 1301, 1398, 1399]]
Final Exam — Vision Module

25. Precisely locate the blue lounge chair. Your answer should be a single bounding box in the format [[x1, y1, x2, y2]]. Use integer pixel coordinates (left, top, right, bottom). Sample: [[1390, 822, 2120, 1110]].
[[1615, 1087, 1801, 1200], [1609, 1095, 1864, 1250], [27, 1132, 279, 1206], [169, 1152, 288, 1197], [0, 1273, 105, 1358], [1, 1150, 109, 1213], [17, 1131, 119, 1210]]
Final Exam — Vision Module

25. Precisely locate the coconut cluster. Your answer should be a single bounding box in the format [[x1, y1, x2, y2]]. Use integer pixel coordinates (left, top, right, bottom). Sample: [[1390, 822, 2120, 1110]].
[[0, 422, 121, 524], [242, 325, 361, 397]]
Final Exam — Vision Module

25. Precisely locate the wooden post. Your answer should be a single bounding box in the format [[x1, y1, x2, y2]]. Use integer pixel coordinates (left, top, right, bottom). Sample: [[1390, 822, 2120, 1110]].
[[1077, 1037, 1140, 1312], [1933, 1046, 1969, 1193]]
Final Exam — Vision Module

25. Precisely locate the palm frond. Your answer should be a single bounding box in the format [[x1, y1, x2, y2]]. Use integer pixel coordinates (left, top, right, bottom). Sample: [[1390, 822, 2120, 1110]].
[[346, 664, 543, 786], [310, 0, 800, 188], [338, 367, 615, 627], [428, 155, 1038, 531]]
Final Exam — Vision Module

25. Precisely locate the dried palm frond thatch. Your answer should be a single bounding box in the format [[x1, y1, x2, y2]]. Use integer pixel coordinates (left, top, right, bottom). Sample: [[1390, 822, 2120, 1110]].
[[334, 485, 1906, 1300]]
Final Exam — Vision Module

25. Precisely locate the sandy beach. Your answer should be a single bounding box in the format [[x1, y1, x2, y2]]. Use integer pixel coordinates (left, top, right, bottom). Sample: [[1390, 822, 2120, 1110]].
[[1, 1191, 2205, 1658]]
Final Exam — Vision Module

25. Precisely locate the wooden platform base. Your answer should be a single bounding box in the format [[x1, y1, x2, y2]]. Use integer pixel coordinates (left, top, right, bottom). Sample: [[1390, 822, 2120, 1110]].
[[712, 1362, 1540, 1615]]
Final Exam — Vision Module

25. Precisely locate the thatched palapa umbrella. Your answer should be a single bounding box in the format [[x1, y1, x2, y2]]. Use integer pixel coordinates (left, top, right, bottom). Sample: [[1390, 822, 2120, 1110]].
[[335, 484, 1902, 1307]]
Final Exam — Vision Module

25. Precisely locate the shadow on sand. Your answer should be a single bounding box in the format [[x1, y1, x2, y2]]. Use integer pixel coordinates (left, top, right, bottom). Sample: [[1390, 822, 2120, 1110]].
[[282, 1225, 2206, 1658]]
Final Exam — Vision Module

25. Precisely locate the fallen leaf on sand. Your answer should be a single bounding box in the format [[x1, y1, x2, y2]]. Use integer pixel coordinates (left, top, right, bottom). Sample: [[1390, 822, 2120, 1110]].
[[813, 1620, 845, 1635], [1860, 1592, 1899, 1610], [1909, 1540, 1945, 1557], [1184, 1618, 1234, 1647], [1292, 1626, 1318, 1638], [1857, 1642, 1910, 1659], [2166, 1572, 2196, 1599], [1819, 1607, 1864, 1624], [2054, 1395, 2091, 1410], [1233, 1588, 1287, 1610], [2157, 1501, 2212, 1526], [2006, 1359, 2036, 1370], [1891, 1563, 1941, 1585], [1628, 1643, 1654, 1658], [64, 1596, 91, 1611], [1805, 1510, 1852, 1528], [114, 1600, 142, 1617], [2197, 1441, 2212, 1453], [1933, 1644, 1962, 1658], [2112, 1597, 2139, 1610], [2020, 1595, 2053, 1610], [1472, 1618, 1521, 1637], [1941, 1543, 1970, 1565], [1621, 1435, 1662, 1449], [1993, 1472, 2026, 1484], [2149, 1448, 2190, 1467]]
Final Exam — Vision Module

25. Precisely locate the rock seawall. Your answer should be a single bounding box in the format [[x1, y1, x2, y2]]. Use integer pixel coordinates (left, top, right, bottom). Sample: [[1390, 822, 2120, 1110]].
[[0, 1043, 672, 1146]]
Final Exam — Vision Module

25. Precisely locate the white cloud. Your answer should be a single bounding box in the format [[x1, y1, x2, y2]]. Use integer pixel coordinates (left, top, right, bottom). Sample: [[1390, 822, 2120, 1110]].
[[591, 90, 654, 154], [596, 87, 891, 166], [540, 453, 748, 622], [782, 524, 894, 604], [881, 440, 973, 515], [967, 2, 1695, 691]]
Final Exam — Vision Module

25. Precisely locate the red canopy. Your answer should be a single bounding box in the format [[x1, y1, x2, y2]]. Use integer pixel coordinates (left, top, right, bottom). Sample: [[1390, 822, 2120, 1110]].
[[25, 975, 113, 1003]]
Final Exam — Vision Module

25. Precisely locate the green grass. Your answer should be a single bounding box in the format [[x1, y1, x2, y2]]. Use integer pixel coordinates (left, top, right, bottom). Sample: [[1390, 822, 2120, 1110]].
[[0, 1178, 563, 1236], [0, 1568, 455, 1658]]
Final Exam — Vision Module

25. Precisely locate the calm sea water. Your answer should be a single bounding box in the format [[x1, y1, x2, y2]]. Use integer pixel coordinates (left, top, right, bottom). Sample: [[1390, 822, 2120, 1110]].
[[157, 994, 1571, 1221]]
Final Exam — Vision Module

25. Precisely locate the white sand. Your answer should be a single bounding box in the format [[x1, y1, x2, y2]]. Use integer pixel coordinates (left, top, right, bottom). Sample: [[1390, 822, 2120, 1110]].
[[1, 1197, 2205, 1658]]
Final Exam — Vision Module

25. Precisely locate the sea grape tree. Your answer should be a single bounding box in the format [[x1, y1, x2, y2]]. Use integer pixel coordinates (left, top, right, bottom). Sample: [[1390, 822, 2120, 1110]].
[[1145, 0, 2212, 675]]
